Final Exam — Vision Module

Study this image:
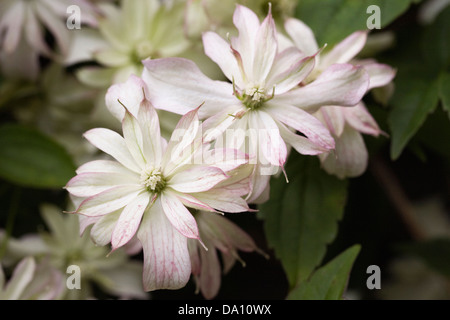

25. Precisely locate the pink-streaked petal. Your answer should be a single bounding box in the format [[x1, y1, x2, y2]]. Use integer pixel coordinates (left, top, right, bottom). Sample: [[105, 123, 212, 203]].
[[169, 166, 228, 193], [105, 74, 147, 120], [246, 166, 271, 204], [137, 197, 191, 291], [78, 214, 99, 236], [265, 102, 335, 151], [202, 106, 245, 143], [0, 2, 25, 53], [202, 148, 250, 173], [174, 192, 217, 213], [83, 128, 141, 173], [160, 192, 200, 240], [66, 172, 139, 198], [198, 238, 221, 300], [284, 17, 319, 56], [342, 102, 382, 136], [231, 4, 260, 77], [266, 48, 315, 94], [202, 31, 245, 88], [137, 100, 163, 166], [319, 126, 368, 179], [277, 121, 330, 155], [251, 8, 278, 83], [321, 31, 368, 67], [276, 63, 370, 113], [142, 57, 235, 119], [90, 210, 121, 246], [316, 106, 346, 137], [111, 191, 150, 250], [361, 62, 396, 90], [75, 185, 143, 217], [193, 190, 250, 213], [248, 110, 287, 168]]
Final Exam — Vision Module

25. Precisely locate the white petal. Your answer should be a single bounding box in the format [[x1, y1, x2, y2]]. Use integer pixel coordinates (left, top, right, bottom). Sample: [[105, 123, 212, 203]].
[[137, 197, 191, 291], [342, 102, 382, 136], [111, 191, 150, 250], [169, 166, 228, 193], [84, 128, 141, 173], [284, 17, 319, 55], [321, 31, 368, 67], [277, 121, 329, 155], [90, 210, 121, 246], [2, 257, 35, 300], [76, 185, 143, 217], [161, 192, 200, 240], [122, 110, 147, 169], [142, 57, 235, 118]]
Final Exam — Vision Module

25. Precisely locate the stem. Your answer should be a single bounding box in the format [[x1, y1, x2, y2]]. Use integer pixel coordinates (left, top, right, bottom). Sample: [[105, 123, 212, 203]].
[[0, 187, 21, 260], [369, 155, 426, 241]]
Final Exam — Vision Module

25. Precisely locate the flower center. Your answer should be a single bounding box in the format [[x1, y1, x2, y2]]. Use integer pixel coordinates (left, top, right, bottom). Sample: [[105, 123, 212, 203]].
[[140, 166, 166, 193], [242, 85, 266, 110]]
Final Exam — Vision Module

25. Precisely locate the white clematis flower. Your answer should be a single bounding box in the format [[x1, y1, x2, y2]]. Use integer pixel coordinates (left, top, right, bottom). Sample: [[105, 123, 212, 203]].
[[142, 5, 369, 202], [66, 75, 253, 291]]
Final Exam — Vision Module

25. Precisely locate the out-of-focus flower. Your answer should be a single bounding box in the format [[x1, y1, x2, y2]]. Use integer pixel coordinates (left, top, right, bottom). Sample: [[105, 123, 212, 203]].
[[283, 18, 395, 178], [75, 0, 189, 87], [418, 0, 450, 24], [0, 0, 100, 81], [143, 5, 369, 202], [0, 257, 65, 300], [188, 210, 265, 299], [66, 75, 253, 291], [0, 204, 147, 300]]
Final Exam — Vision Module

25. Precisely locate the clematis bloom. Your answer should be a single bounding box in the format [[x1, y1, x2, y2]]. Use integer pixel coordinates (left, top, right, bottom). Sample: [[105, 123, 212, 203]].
[[142, 4, 369, 202], [66, 75, 253, 291]]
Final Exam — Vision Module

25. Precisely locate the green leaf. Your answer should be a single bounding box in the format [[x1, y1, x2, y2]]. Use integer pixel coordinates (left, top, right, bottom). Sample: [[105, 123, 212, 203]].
[[258, 153, 348, 288], [439, 72, 450, 119], [388, 73, 440, 160], [287, 245, 361, 300], [0, 124, 76, 189], [397, 239, 450, 278], [295, 0, 420, 47]]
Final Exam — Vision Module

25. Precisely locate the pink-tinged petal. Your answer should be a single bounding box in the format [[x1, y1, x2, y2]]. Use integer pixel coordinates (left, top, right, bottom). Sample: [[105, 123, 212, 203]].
[[246, 166, 271, 204], [3, 257, 35, 300], [83, 128, 141, 173], [319, 126, 368, 178], [137, 100, 163, 166], [142, 57, 235, 118], [105, 74, 147, 120], [276, 63, 370, 113], [264, 102, 335, 151], [122, 110, 146, 169], [193, 190, 250, 213], [90, 210, 121, 246], [137, 197, 191, 291], [342, 102, 383, 136], [284, 18, 319, 56], [35, 4, 70, 55], [277, 121, 330, 155], [162, 108, 203, 176], [160, 192, 200, 240], [248, 110, 288, 167], [66, 171, 139, 198], [202, 105, 245, 143], [251, 8, 278, 83], [174, 192, 217, 212], [111, 191, 150, 250], [202, 31, 245, 88], [0, 2, 25, 53], [76, 160, 137, 176], [362, 62, 396, 90], [316, 106, 346, 137], [169, 166, 228, 193], [76, 185, 143, 217], [231, 5, 260, 76], [266, 48, 316, 94], [202, 148, 250, 173], [198, 238, 221, 300], [24, 5, 52, 57], [321, 31, 368, 67]]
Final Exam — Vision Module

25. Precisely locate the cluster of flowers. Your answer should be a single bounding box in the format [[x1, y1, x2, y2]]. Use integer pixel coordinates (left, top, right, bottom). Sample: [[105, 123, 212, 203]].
[[0, 0, 395, 299]]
